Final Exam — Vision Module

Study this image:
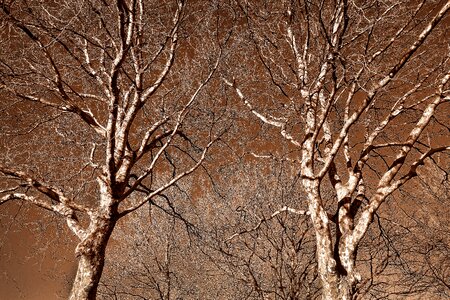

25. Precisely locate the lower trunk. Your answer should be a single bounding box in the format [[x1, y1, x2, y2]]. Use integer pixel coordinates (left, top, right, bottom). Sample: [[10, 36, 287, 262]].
[[314, 225, 359, 300], [69, 216, 116, 300], [319, 265, 358, 300], [337, 276, 357, 300], [303, 179, 360, 299]]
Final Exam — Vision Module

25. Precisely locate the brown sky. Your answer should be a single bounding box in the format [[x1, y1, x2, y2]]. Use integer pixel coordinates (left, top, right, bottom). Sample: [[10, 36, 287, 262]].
[[0, 203, 76, 299]]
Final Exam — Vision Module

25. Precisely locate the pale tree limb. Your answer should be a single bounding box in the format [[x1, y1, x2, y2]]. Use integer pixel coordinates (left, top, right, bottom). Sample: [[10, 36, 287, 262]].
[[0, 165, 89, 213], [0, 165, 88, 241], [314, 82, 338, 163], [136, 116, 171, 160], [350, 145, 450, 253], [248, 152, 299, 164], [0, 6, 107, 137], [391, 145, 450, 191], [352, 88, 449, 250], [110, 0, 183, 167], [286, 1, 308, 85], [0, 193, 87, 239], [104, 0, 139, 183], [379, 71, 449, 187], [346, 67, 449, 209], [364, 1, 426, 65], [348, 69, 449, 243], [1, 87, 106, 137], [88, 143, 99, 168], [222, 78, 301, 147], [0, 165, 89, 240], [357, 63, 445, 168], [386, 1, 450, 79], [80, 37, 112, 100], [140, 0, 183, 102]]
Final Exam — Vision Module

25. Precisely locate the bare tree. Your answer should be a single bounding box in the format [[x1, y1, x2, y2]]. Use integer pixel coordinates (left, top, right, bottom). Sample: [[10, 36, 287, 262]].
[[1, 0, 449, 299], [222, 0, 450, 299], [0, 0, 230, 299], [98, 192, 238, 300], [219, 158, 320, 300]]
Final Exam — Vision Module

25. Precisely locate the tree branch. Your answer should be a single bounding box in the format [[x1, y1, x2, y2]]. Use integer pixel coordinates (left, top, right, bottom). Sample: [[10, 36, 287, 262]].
[[223, 78, 301, 147], [0, 192, 87, 239], [119, 139, 216, 217], [316, 2, 450, 180], [226, 206, 310, 241], [0, 165, 88, 213]]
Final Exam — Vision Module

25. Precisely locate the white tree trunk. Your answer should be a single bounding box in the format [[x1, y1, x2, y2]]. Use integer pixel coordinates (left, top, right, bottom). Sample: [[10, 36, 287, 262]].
[[69, 195, 117, 300], [317, 257, 358, 300], [69, 219, 116, 300], [304, 179, 359, 300]]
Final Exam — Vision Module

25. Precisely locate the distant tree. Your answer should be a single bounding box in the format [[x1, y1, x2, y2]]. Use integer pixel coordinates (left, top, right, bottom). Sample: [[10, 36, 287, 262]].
[[222, 0, 450, 299], [0, 0, 230, 299], [219, 159, 320, 300], [99, 209, 193, 300]]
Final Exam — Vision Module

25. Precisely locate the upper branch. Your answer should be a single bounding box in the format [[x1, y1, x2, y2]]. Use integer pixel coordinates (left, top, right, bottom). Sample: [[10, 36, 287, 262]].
[[350, 72, 450, 247], [223, 78, 301, 147], [0, 6, 107, 136], [140, 0, 184, 101], [123, 48, 223, 199], [0, 89, 106, 136], [316, 1, 450, 180], [226, 205, 310, 241], [110, 0, 184, 174]]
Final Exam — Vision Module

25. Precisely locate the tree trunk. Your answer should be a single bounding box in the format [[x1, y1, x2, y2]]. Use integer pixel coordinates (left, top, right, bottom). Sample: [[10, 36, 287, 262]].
[[318, 255, 358, 300], [304, 180, 359, 300], [69, 213, 117, 300]]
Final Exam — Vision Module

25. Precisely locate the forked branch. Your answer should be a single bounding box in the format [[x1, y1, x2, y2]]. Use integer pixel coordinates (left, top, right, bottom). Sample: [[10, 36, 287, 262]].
[[227, 206, 310, 241]]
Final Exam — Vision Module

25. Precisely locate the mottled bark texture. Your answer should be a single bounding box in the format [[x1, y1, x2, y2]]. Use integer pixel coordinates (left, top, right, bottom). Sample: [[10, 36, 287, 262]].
[[70, 214, 116, 300]]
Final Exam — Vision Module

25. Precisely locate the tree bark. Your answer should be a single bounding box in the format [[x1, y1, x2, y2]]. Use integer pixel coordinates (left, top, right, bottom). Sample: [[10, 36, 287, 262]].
[[319, 263, 357, 300], [304, 180, 359, 300], [69, 204, 117, 300]]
